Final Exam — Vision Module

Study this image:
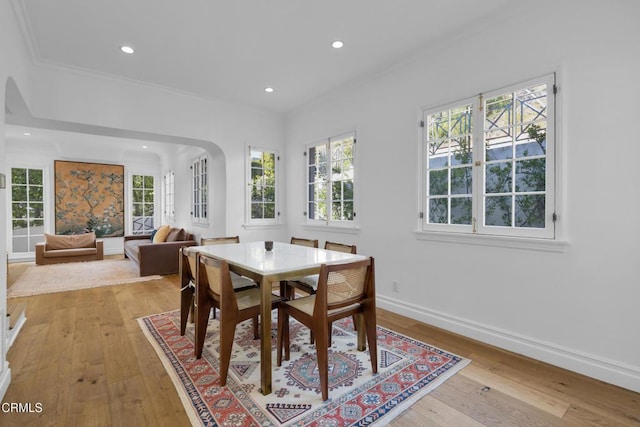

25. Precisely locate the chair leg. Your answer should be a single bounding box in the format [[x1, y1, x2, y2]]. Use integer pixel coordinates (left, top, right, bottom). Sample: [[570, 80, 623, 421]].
[[252, 316, 259, 340], [363, 310, 378, 374], [315, 322, 330, 401], [194, 300, 212, 359], [180, 285, 194, 336], [219, 312, 239, 387]]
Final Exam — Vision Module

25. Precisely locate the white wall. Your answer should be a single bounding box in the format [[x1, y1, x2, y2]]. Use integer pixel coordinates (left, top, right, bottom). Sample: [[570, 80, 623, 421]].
[[285, 1, 640, 392]]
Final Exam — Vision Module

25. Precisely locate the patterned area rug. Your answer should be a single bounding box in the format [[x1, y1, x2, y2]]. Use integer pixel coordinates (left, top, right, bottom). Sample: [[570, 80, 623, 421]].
[[139, 310, 470, 426], [8, 259, 162, 298]]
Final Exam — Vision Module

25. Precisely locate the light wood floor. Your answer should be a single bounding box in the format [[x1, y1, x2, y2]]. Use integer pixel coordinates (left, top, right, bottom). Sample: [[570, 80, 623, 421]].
[[3, 262, 639, 426]]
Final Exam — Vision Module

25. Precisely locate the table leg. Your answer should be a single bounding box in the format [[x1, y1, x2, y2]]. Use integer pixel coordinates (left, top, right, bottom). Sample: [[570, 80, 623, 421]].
[[260, 277, 272, 395]]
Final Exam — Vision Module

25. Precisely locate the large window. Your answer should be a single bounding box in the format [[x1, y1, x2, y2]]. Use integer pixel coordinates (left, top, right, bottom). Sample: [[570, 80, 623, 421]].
[[422, 74, 555, 239], [191, 154, 208, 223], [164, 170, 175, 221], [247, 147, 278, 224], [306, 132, 356, 226], [10, 167, 45, 253], [131, 174, 155, 234]]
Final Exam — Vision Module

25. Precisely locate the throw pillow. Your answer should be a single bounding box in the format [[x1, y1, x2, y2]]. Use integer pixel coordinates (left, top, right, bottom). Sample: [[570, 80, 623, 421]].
[[166, 228, 186, 242], [153, 225, 171, 243], [149, 229, 158, 241]]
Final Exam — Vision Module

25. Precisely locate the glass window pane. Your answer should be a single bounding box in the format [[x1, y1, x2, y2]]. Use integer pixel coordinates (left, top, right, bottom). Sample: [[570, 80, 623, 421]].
[[12, 168, 27, 185], [485, 93, 513, 130], [31, 203, 44, 218], [12, 203, 27, 219], [451, 137, 472, 165], [485, 196, 512, 227], [264, 203, 276, 219], [515, 159, 545, 192], [12, 236, 28, 253], [515, 195, 545, 228], [143, 189, 154, 203], [429, 198, 448, 224], [451, 166, 472, 195], [451, 197, 472, 225], [132, 175, 143, 188], [485, 162, 512, 194], [428, 141, 448, 168], [12, 220, 27, 232], [429, 170, 448, 196], [29, 186, 43, 201], [133, 189, 143, 203], [264, 186, 275, 203], [343, 180, 354, 200], [428, 110, 449, 140], [515, 84, 547, 124], [143, 204, 154, 216], [12, 185, 27, 202], [143, 176, 154, 188], [332, 202, 342, 220], [133, 204, 143, 216], [449, 105, 472, 136], [28, 169, 43, 185], [343, 201, 354, 220], [251, 203, 262, 219], [331, 181, 342, 201], [516, 123, 546, 157]]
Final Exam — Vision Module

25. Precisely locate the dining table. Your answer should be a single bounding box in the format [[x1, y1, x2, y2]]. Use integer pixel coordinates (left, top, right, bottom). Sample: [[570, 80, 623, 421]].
[[190, 240, 367, 395]]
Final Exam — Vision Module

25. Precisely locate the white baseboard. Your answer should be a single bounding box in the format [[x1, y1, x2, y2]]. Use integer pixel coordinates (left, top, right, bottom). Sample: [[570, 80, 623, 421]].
[[378, 295, 640, 393], [7, 314, 26, 349], [0, 363, 11, 401]]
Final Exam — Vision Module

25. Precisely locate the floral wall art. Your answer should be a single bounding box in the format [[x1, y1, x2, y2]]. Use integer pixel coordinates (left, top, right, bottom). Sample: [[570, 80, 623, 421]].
[[54, 160, 125, 237]]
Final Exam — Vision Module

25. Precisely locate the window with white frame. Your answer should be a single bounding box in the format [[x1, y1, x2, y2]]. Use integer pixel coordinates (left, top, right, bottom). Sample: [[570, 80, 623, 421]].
[[131, 174, 155, 234], [10, 167, 45, 253], [421, 74, 556, 239], [306, 132, 356, 226], [191, 154, 208, 223], [247, 147, 278, 224], [164, 170, 175, 220]]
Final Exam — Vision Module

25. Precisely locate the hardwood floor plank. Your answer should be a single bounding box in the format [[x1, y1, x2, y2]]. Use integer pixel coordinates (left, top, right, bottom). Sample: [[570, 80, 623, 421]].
[[459, 363, 571, 418], [389, 395, 486, 426]]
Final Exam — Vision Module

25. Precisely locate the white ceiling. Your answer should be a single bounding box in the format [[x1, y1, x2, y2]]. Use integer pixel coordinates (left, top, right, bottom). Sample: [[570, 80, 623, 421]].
[[11, 0, 516, 113]]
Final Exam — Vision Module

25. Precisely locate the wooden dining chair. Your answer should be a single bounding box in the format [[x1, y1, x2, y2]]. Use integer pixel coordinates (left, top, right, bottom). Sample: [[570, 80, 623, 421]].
[[200, 235, 257, 319], [179, 246, 197, 335], [180, 242, 257, 336], [280, 237, 320, 299], [277, 257, 377, 401], [201, 235, 240, 245], [195, 252, 281, 386]]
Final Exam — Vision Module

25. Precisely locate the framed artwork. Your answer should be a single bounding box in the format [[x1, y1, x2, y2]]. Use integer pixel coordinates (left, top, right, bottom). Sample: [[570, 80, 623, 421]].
[[54, 160, 125, 237]]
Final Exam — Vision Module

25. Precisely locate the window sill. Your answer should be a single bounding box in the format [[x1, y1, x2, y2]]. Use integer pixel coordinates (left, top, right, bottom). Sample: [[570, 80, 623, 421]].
[[414, 230, 568, 253], [302, 224, 361, 234], [242, 223, 284, 230]]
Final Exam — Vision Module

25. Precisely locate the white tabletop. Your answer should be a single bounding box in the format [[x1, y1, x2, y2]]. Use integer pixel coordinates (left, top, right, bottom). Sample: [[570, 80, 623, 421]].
[[191, 241, 366, 276]]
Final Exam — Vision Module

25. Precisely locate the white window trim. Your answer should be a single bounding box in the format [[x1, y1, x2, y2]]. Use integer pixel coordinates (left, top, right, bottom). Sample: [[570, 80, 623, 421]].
[[164, 169, 175, 221], [419, 74, 558, 241], [245, 145, 280, 227], [191, 154, 209, 225], [304, 131, 358, 229]]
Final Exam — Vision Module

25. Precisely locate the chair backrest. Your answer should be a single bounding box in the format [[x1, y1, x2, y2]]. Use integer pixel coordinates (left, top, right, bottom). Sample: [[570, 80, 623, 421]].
[[315, 257, 373, 314], [324, 241, 357, 254], [180, 246, 198, 285], [201, 235, 240, 246], [290, 237, 319, 248], [198, 253, 237, 311]]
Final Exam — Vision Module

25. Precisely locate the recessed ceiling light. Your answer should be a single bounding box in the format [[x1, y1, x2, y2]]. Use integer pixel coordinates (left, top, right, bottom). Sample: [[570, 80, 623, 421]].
[[331, 40, 344, 49], [23, 132, 31, 136], [120, 45, 135, 54], [264, 87, 274, 93], [142, 145, 148, 149]]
